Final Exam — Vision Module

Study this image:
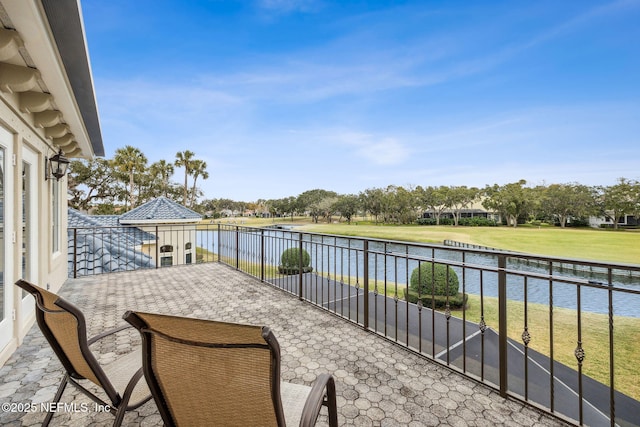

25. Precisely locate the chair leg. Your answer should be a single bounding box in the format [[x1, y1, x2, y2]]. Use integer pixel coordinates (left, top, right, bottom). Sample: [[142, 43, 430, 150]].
[[326, 379, 338, 427], [112, 368, 145, 427], [113, 406, 127, 427], [43, 375, 69, 427]]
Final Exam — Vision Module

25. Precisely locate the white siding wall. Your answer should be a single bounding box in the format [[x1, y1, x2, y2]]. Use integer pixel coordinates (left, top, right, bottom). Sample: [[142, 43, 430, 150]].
[[0, 101, 69, 366]]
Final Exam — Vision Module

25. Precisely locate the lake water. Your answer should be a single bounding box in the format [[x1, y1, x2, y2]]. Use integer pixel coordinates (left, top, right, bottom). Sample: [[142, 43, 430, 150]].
[[197, 229, 640, 318]]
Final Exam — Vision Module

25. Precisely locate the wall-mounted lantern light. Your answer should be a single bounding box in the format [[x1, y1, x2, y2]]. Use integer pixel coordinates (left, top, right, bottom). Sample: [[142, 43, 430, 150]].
[[47, 149, 70, 181]]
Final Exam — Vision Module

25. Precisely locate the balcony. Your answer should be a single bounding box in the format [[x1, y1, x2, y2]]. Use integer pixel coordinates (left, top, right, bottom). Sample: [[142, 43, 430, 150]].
[[5, 222, 640, 426], [0, 262, 571, 426]]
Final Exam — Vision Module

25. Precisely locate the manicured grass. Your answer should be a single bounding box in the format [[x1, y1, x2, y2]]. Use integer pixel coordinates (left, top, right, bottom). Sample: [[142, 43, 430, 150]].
[[296, 223, 640, 265], [207, 253, 282, 278], [460, 295, 640, 400], [196, 246, 215, 262]]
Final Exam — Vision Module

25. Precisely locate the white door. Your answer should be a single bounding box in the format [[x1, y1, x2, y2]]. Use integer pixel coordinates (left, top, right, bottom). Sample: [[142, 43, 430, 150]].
[[0, 128, 13, 352], [20, 148, 38, 321]]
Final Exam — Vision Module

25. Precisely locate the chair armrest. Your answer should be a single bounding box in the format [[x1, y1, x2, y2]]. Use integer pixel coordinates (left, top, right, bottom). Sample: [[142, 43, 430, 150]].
[[299, 373, 338, 427], [88, 324, 131, 346]]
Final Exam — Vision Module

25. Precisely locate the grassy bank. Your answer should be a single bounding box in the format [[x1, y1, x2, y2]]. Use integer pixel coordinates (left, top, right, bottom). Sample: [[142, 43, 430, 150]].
[[296, 223, 640, 265], [203, 217, 639, 265], [461, 294, 640, 400]]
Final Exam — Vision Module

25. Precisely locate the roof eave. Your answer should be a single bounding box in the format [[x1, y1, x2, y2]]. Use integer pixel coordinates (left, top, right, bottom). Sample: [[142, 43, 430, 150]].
[[4, 0, 104, 158], [118, 218, 202, 225]]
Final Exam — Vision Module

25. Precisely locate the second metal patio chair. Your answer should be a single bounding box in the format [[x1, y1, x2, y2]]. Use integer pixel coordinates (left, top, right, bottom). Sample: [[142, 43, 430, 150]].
[[124, 311, 339, 427], [15, 279, 152, 426]]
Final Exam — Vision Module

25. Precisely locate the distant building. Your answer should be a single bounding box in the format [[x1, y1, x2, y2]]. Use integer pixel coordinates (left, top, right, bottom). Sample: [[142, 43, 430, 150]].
[[589, 214, 638, 228], [421, 200, 501, 222], [68, 197, 202, 276]]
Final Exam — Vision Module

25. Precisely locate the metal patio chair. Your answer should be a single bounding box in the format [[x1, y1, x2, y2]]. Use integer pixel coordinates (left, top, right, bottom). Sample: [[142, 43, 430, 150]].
[[123, 311, 339, 427], [15, 279, 151, 426]]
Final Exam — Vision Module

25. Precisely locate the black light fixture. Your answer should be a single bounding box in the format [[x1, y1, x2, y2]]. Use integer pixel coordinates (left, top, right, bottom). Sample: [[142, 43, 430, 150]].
[[47, 149, 70, 181]]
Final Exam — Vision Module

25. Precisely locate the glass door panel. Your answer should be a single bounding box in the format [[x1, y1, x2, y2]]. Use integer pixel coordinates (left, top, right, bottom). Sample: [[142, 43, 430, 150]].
[[0, 137, 12, 352], [0, 148, 5, 322], [20, 149, 37, 320], [22, 162, 30, 282]]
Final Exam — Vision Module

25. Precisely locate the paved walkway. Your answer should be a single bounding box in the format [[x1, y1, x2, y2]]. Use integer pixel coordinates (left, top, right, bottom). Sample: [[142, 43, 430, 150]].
[[0, 263, 570, 426]]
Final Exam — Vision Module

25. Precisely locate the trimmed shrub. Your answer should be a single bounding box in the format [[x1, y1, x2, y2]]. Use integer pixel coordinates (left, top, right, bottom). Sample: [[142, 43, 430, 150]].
[[416, 217, 437, 225], [417, 217, 498, 226], [278, 248, 313, 274], [402, 289, 468, 310], [562, 217, 590, 228], [409, 263, 459, 296], [458, 217, 498, 227]]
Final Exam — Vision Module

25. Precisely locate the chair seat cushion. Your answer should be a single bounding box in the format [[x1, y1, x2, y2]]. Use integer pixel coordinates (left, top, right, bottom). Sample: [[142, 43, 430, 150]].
[[281, 381, 312, 426], [102, 349, 150, 406]]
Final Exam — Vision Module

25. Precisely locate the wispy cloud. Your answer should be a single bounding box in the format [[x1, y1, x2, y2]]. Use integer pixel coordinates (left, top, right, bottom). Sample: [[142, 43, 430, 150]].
[[522, 0, 640, 49], [94, 78, 249, 158], [358, 138, 409, 166], [197, 57, 421, 104], [82, 1, 640, 201], [439, 0, 640, 82], [193, 1, 639, 106], [256, 0, 322, 14], [335, 132, 410, 166]]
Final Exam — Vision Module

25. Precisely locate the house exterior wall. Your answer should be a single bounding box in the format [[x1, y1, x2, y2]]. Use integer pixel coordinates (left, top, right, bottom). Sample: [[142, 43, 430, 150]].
[[420, 198, 502, 223], [0, 104, 69, 365], [0, 1, 102, 366]]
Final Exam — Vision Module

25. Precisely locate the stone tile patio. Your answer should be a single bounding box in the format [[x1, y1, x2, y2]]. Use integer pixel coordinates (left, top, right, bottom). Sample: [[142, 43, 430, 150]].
[[0, 263, 570, 426]]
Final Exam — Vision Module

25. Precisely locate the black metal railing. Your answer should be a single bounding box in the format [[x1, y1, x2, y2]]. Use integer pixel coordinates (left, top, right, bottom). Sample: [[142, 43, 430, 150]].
[[68, 223, 640, 426]]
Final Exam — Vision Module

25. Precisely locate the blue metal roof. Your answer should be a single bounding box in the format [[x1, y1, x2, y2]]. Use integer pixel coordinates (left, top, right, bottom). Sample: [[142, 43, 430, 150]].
[[67, 198, 200, 277], [119, 197, 202, 224], [68, 209, 118, 228], [67, 208, 155, 277]]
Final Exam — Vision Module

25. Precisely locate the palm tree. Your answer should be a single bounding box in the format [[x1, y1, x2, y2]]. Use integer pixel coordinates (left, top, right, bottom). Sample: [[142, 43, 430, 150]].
[[175, 150, 195, 205], [189, 159, 209, 207], [112, 145, 147, 208], [149, 160, 175, 197]]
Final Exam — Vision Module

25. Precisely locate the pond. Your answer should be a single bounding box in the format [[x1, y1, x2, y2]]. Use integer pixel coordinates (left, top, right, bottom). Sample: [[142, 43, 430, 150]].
[[197, 229, 640, 318]]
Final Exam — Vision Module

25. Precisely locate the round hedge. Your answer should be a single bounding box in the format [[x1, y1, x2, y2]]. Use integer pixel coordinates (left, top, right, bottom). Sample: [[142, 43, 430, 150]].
[[409, 263, 459, 296], [278, 248, 313, 274], [280, 248, 310, 268]]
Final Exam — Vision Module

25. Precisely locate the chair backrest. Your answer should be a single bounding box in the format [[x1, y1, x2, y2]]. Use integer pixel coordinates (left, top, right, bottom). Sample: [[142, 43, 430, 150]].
[[15, 279, 120, 405], [123, 311, 286, 427]]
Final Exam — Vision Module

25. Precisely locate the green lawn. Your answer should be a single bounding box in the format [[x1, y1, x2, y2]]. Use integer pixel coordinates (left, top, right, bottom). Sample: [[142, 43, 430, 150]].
[[295, 223, 640, 265], [204, 217, 640, 264], [461, 294, 640, 401]]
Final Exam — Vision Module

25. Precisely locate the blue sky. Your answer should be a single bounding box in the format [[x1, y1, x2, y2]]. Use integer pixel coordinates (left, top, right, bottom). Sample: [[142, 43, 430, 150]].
[[81, 0, 640, 202]]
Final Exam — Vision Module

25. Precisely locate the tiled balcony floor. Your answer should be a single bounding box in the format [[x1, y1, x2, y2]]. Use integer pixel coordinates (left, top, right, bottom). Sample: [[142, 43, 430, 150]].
[[0, 263, 570, 426]]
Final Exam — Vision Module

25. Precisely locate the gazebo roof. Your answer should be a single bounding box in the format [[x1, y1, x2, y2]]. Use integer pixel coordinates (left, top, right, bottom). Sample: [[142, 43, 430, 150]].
[[119, 197, 202, 225]]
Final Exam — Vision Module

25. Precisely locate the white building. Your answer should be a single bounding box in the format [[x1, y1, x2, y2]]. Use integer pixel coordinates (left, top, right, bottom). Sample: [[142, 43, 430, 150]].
[[589, 214, 638, 228], [118, 197, 203, 268], [68, 198, 203, 276], [0, 0, 103, 365]]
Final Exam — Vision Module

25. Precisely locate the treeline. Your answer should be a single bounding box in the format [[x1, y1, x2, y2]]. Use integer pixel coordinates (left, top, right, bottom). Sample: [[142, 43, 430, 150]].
[[68, 146, 208, 213], [202, 179, 640, 229], [69, 145, 639, 228]]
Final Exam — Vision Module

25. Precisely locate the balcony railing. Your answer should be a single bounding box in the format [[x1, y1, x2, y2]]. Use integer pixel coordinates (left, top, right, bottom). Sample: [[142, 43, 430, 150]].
[[68, 222, 640, 426]]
